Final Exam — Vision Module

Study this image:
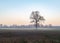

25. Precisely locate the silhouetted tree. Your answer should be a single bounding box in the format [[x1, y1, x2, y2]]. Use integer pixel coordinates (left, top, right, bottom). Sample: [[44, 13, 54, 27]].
[[30, 11, 45, 29]]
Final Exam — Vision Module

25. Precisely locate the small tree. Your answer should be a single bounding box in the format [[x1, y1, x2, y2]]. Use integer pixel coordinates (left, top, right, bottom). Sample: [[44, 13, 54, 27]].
[[30, 11, 45, 29]]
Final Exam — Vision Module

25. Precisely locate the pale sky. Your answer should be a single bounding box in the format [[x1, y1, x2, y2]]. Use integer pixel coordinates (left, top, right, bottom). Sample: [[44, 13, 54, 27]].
[[0, 0, 60, 26]]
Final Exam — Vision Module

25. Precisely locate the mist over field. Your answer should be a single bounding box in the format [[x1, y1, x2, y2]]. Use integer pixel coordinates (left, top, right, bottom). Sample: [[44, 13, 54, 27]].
[[0, 27, 60, 30]]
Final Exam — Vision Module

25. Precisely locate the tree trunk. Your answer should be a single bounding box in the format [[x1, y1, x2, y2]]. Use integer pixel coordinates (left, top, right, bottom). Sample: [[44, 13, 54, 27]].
[[35, 20, 37, 30]]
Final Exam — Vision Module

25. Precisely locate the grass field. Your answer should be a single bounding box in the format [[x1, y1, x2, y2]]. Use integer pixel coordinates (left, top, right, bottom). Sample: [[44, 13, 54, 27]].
[[0, 28, 60, 43]]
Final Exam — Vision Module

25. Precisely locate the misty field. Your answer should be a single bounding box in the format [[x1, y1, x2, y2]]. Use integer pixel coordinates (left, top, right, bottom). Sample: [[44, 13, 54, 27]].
[[0, 28, 60, 43]]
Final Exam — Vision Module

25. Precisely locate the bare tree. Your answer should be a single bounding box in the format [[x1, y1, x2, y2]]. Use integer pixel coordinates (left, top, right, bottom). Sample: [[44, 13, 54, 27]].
[[30, 11, 45, 29]]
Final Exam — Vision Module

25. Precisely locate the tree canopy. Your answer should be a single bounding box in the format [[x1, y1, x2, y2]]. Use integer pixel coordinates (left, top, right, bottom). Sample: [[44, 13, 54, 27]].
[[30, 11, 45, 29]]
